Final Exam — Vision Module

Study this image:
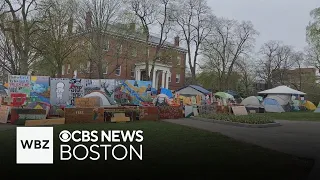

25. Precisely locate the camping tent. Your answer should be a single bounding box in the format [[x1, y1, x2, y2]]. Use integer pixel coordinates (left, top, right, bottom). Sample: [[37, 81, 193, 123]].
[[175, 85, 211, 99], [241, 96, 262, 107], [241, 96, 264, 113], [258, 85, 306, 95], [304, 101, 316, 111], [263, 98, 285, 113], [259, 86, 306, 112], [84, 92, 116, 106], [314, 102, 320, 113]]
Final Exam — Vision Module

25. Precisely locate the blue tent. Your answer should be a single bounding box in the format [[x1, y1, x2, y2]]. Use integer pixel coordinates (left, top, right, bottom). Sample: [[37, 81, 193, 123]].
[[263, 98, 285, 113], [160, 88, 173, 98]]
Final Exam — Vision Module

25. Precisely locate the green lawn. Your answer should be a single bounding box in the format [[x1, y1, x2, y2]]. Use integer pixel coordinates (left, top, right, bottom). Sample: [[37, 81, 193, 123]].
[[263, 112, 320, 121], [0, 121, 314, 179]]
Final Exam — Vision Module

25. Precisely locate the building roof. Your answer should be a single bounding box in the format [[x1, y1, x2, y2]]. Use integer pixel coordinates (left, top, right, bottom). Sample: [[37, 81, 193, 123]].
[[78, 23, 188, 53], [176, 85, 210, 95]]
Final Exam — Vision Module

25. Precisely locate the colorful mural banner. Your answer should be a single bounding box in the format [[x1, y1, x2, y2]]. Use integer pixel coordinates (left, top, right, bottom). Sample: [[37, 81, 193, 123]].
[[50, 78, 70, 106], [100, 79, 116, 99], [30, 76, 50, 104], [121, 80, 152, 105], [69, 78, 84, 106], [8, 75, 31, 96]]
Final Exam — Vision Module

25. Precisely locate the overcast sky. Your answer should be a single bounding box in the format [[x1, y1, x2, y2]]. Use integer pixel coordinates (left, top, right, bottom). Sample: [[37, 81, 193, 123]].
[[207, 0, 320, 52]]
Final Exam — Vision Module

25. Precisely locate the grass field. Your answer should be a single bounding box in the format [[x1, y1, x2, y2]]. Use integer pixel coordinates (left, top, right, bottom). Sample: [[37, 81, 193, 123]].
[[263, 112, 320, 121], [0, 121, 314, 179]]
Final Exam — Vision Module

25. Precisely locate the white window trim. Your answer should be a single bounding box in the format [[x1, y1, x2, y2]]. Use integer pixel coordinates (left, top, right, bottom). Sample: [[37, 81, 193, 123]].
[[67, 64, 71, 74], [103, 65, 108, 74], [117, 44, 122, 54], [62, 65, 65, 75], [177, 56, 181, 65], [87, 61, 91, 73], [132, 48, 137, 57], [115, 66, 121, 76], [176, 74, 180, 83], [103, 41, 110, 51]]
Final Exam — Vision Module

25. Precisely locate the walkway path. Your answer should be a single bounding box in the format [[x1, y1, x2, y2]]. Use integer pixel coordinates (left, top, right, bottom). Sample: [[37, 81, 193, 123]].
[[164, 119, 320, 180]]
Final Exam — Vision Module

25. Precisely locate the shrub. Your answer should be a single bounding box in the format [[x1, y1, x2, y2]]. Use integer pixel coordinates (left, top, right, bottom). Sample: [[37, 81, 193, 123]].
[[200, 114, 274, 124]]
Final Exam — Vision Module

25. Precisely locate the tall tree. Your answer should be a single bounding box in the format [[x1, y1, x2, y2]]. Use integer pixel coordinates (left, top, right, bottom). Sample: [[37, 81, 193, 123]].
[[34, 0, 80, 77], [1, 0, 39, 75], [172, 0, 213, 83], [256, 41, 293, 89], [78, 0, 122, 78], [306, 7, 320, 71], [127, 0, 172, 81], [202, 18, 258, 90]]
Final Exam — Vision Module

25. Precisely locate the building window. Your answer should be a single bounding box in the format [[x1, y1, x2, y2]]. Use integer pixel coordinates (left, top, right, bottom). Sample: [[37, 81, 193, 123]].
[[132, 47, 137, 57], [157, 52, 162, 61], [117, 44, 122, 54], [87, 61, 91, 72], [176, 74, 180, 83], [62, 65, 65, 75], [67, 64, 71, 74], [103, 41, 110, 51], [131, 66, 135, 77], [168, 74, 171, 82], [177, 56, 181, 65], [115, 65, 121, 76], [103, 64, 108, 74]]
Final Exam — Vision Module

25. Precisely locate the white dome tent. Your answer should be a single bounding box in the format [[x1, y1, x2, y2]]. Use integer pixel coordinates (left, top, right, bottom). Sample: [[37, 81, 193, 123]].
[[258, 86, 306, 95], [84, 92, 116, 106], [241, 96, 263, 108], [258, 86, 306, 112]]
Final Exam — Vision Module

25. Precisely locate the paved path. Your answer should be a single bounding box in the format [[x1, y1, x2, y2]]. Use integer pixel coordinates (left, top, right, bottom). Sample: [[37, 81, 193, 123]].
[[164, 119, 320, 180]]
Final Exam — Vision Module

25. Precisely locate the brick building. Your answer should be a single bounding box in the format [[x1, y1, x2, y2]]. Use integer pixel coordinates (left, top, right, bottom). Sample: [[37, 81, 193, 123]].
[[61, 12, 187, 90]]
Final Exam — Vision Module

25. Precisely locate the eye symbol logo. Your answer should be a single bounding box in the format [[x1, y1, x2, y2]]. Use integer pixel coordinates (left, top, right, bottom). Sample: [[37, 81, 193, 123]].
[[59, 130, 71, 142]]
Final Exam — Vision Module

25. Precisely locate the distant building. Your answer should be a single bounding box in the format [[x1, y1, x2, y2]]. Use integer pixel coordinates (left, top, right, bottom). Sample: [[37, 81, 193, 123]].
[[61, 12, 187, 90]]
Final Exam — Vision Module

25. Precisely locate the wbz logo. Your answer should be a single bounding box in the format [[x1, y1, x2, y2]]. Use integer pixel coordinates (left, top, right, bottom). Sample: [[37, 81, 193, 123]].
[[16, 127, 53, 164]]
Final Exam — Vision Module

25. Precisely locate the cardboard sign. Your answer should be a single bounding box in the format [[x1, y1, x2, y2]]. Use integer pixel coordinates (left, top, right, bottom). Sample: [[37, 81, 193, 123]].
[[10, 108, 47, 125], [231, 106, 248, 115], [0, 105, 10, 123], [75, 97, 100, 108], [64, 108, 104, 124]]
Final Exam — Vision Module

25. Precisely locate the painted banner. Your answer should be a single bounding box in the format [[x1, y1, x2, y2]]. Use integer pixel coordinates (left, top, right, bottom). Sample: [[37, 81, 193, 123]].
[[0, 105, 10, 123], [8, 75, 31, 96], [100, 79, 116, 99], [69, 78, 84, 106], [50, 78, 70, 106], [10, 108, 47, 125], [121, 80, 152, 105], [83, 79, 101, 95], [30, 76, 50, 104]]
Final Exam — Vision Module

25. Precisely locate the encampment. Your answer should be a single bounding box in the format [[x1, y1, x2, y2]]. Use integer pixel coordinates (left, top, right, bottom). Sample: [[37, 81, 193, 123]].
[[259, 86, 306, 112]]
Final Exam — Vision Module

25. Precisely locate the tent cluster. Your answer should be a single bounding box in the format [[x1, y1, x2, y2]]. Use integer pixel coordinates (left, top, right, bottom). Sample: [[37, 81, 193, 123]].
[[238, 86, 319, 113]]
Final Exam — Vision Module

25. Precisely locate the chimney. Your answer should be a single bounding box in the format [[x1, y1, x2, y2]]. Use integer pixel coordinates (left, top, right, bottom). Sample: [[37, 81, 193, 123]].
[[85, 11, 92, 30], [129, 23, 135, 32], [174, 36, 180, 46]]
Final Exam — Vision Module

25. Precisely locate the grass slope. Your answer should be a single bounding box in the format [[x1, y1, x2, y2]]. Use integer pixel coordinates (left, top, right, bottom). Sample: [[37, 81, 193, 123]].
[[0, 121, 313, 179], [263, 112, 320, 121]]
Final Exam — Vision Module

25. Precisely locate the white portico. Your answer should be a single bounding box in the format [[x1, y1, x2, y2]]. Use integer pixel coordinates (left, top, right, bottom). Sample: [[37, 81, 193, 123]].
[[135, 62, 172, 89]]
